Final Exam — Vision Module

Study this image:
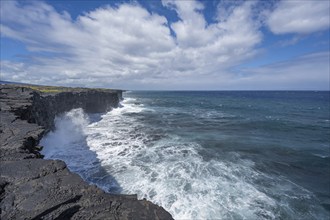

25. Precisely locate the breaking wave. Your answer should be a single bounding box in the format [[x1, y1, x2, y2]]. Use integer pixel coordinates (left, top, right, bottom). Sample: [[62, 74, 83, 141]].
[[41, 96, 329, 219]]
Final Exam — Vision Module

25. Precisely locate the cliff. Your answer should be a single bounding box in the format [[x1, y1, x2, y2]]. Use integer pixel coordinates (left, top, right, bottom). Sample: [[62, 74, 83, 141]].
[[0, 85, 172, 220]]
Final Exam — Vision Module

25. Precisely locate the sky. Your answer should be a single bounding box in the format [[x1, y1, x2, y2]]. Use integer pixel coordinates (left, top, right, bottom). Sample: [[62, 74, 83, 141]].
[[0, 0, 329, 90]]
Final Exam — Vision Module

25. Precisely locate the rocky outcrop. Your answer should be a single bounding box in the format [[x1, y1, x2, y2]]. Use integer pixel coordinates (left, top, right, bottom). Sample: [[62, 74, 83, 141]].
[[0, 85, 173, 220]]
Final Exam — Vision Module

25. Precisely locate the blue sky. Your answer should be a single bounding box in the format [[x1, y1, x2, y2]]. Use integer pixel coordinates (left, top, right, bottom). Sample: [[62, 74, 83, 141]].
[[0, 0, 329, 90]]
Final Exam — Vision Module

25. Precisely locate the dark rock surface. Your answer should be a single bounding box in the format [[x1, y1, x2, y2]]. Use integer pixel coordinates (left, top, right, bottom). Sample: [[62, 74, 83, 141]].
[[0, 85, 173, 220]]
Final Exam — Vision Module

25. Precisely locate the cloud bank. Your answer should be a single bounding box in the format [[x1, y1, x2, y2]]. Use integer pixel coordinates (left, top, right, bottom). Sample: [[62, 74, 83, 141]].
[[267, 0, 330, 34], [0, 0, 329, 90]]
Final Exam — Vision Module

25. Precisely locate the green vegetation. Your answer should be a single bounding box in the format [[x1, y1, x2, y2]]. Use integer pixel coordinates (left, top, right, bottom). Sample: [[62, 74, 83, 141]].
[[24, 85, 69, 93], [21, 85, 115, 93]]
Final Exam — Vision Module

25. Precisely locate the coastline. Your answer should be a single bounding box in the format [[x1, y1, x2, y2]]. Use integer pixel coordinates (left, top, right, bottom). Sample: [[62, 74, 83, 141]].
[[0, 84, 172, 219]]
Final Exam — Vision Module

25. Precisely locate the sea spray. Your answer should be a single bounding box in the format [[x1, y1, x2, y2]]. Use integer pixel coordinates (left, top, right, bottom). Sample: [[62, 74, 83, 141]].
[[41, 91, 330, 219], [41, 108, 121, 192], [43, 99, 277, 218], [41, 108, 89, 157]]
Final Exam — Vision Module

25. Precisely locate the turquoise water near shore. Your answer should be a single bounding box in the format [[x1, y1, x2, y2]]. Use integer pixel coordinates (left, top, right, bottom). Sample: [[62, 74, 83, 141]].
[[41, 91, 330, 219]]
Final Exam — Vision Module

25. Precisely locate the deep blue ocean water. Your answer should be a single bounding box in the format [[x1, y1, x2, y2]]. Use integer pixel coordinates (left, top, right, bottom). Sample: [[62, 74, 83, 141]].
[[42, 91, 330, 219]]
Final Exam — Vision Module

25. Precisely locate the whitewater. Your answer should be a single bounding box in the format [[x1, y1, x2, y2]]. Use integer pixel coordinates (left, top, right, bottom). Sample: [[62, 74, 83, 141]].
[[41, 91, 330, 219]]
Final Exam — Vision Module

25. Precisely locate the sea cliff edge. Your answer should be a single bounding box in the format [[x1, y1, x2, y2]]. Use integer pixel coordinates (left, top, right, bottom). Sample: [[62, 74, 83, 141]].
[[0, 84, 173, 220]]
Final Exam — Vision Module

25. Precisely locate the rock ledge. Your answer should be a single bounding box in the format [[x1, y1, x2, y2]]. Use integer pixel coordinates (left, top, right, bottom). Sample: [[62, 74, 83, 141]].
[[0, 85, 173, 220]]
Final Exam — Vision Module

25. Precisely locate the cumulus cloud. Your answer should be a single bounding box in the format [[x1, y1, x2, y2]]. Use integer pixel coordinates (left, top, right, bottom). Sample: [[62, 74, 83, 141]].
[[0, 0, 328, 90], [0, 0, 262, 89], [267, 0, 330, 34]]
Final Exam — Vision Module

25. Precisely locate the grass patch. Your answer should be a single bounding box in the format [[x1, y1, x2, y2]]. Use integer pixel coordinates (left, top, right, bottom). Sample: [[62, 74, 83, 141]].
[[22, 85, 115, 93], [25, 86, 67, 93]]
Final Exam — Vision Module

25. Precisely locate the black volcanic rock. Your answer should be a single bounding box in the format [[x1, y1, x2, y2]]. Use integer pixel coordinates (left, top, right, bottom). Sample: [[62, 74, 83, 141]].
[[0, 85, 173, 220]]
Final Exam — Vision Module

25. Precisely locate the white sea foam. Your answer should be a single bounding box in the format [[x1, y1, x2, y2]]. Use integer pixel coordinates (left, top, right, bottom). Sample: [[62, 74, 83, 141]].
[[85, 99, 277, 219], [40, 98, 325, 219], [41, 101, 277, 219]]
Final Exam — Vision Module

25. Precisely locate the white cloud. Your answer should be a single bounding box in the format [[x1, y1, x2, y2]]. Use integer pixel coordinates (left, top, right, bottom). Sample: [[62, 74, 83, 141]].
[[1, 0, 328, 90], [2, 51, 329, 90], [232, 52, 330, 90], [267, 0, 330, 34], [277, 36, 302, 47], [0, 0, 264, 89]]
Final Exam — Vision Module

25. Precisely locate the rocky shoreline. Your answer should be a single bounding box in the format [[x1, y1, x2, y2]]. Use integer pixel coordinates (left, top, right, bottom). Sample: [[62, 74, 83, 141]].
[[0, 85, 173, 219]]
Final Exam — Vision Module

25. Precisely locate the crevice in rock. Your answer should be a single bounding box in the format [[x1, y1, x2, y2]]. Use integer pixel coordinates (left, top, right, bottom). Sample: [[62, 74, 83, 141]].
[[31, 195, 82, 220], [54, 205, 81, 220]]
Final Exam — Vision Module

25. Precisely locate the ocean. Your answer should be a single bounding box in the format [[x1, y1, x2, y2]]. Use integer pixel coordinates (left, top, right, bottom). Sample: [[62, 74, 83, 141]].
[[41, 91, 330, 219]]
